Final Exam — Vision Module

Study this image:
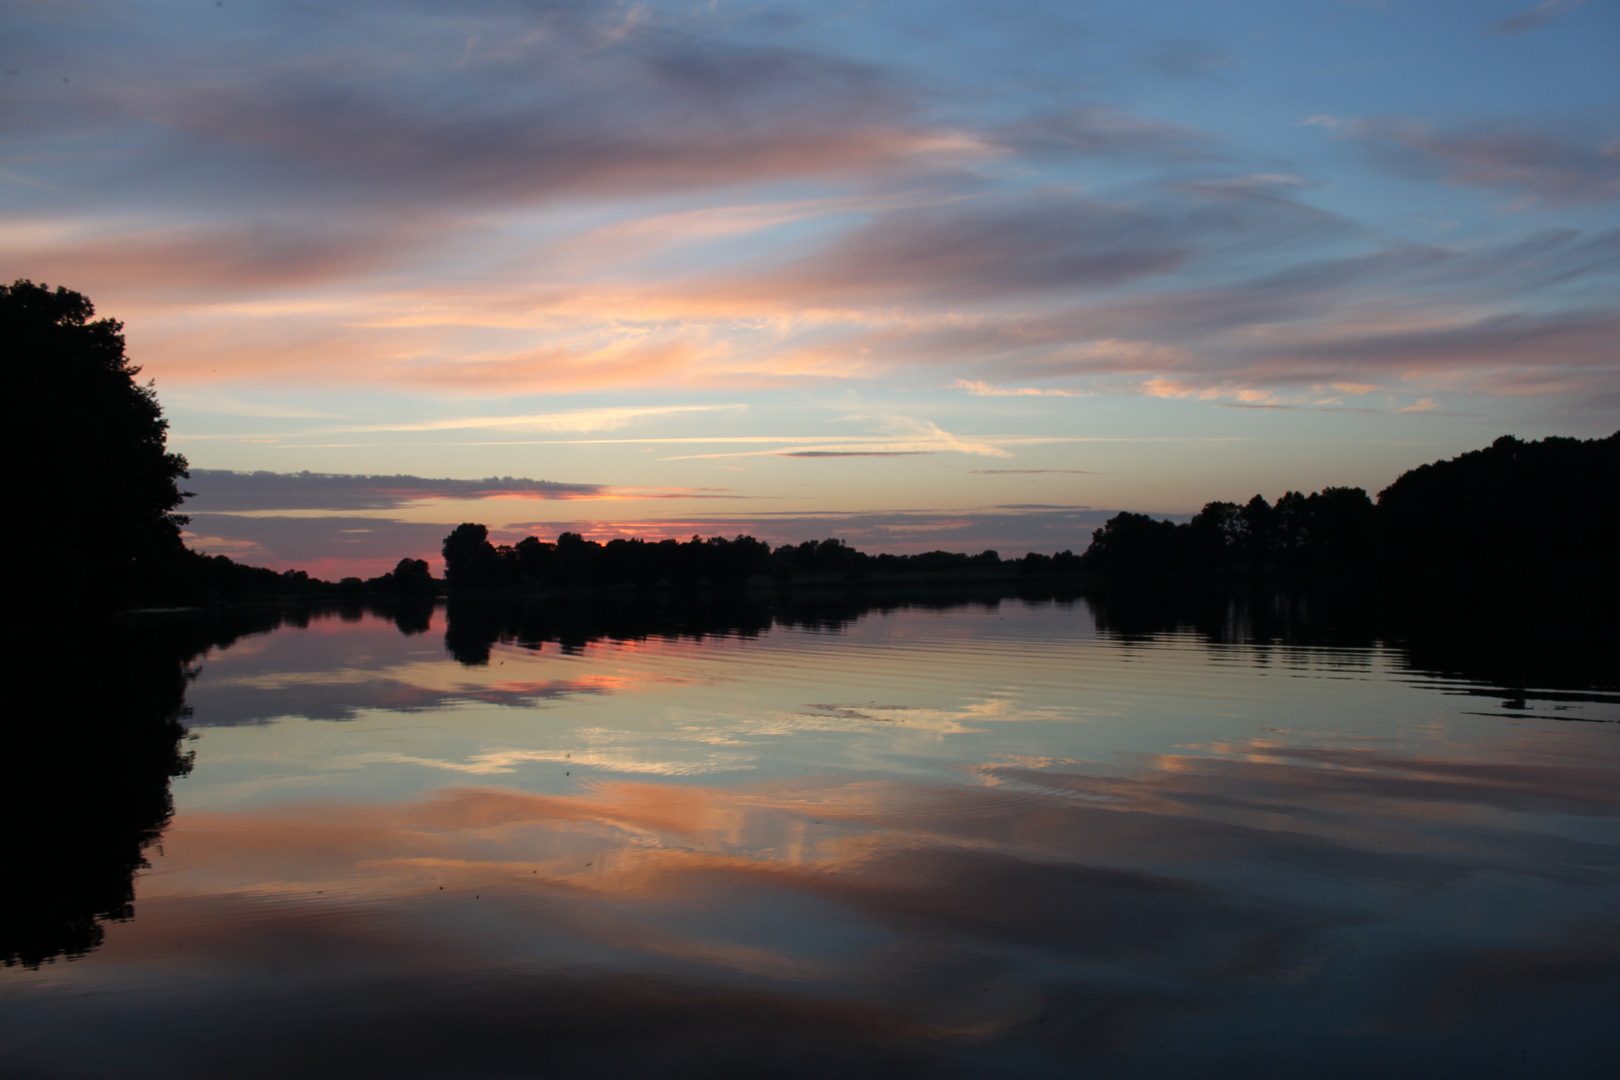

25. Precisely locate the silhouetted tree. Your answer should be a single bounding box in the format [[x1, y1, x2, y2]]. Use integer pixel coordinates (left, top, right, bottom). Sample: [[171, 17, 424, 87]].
[[442, 523, 500, 589], [1376, 432, 1620, 570], [1080, 512, 1184, 576], [0, 627, 194, 967], [1072, 432, 1620, 579], [1083, 485, 1380, 577], [1185, 501, 1242, 569], [6, 280, 190, 610], [390, 557, 435, 595], [553, 531, 600, 585], [1303, 486, 1376, 564]]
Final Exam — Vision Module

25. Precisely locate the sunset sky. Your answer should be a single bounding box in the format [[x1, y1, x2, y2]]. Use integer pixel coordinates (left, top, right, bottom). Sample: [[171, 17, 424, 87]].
[[6, 0, 1617, 577]]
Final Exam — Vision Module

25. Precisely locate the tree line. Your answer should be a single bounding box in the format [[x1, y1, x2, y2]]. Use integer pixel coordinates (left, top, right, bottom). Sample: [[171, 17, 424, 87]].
[[437, 430, 1616, 591], [438, 524, 1079, 592], [1083, 431, 1618, 578], [11, 277, 1613, 610]]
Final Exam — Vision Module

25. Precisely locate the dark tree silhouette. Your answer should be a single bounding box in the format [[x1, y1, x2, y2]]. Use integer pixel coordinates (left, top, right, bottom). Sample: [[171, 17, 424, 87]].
[[1376, 432, 1620, 569], [442, 523, 500, 589], [1079, 512, 1184, 576], [1081, 484, 1379, 577], [1, 628, 194, 968], [0, 604, 330, 968], [1073, 433, 1615, 579], [390, 557, 435, 595], [1, 599, 450, 968], [5, 280, 191, 610]]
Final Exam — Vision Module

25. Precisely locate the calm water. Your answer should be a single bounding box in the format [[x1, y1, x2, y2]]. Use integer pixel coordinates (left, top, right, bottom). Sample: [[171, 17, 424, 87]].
[[5, 591, 1618, 1078]]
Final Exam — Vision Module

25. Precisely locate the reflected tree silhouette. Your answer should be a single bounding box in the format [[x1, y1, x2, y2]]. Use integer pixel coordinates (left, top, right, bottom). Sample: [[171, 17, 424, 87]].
[[1083, 582, 1619, 700], [437, 581, 1616, 702], [8, 579, 1610, 970], [439, 586, 1075, 665], [0, 599, 446, 967], [3, 627, 194, 967]]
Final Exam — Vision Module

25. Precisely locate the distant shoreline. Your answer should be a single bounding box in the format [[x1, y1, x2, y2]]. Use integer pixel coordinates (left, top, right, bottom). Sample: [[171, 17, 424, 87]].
[[116, 558, 1620, 619]]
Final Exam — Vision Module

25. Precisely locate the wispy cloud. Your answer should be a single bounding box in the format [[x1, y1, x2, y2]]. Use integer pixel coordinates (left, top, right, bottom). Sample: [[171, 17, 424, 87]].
[[4, 0, 1614, 447], [163, 392, 348, 420], [347, 405, 745, 434], [779, 451, 928, 458], [1492, 0, 1594, 34], [183, 470, 606, 511], [998, 105, 1216, 160], [1142, 38, 1234, 79], [182, 470, 753, 513], [949, 380, 1083, 397], [102, 6, 958, 216], [1347, 117, 1620, 205], [0, 217, 447, 299]]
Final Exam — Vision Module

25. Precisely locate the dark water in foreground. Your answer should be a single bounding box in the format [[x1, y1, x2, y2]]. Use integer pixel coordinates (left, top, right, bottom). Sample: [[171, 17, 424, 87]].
[[4, 589, 1617, 1078]]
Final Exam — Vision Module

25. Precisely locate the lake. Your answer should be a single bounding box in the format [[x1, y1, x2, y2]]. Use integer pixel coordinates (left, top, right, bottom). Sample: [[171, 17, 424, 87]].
[[4, 587, 1617, 1078]]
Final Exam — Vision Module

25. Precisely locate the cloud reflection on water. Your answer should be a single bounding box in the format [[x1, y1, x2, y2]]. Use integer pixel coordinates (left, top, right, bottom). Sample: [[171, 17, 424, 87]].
[[54, 730, 1617, 1078], [5, 591, 1618, 1078]]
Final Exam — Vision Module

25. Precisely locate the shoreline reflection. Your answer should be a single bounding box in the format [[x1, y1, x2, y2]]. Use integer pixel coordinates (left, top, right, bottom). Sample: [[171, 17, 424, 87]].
[[3, 586, 1615, 1078]]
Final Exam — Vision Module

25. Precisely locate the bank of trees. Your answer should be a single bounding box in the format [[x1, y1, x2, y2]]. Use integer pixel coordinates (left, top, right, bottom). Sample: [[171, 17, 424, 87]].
[[439, 525, 1072, 591], [1082, 486, 1377, 576], [17, 275, 1609, 603], [1376, 432, 1619, 567], [438, 432, 1618, 592], [1080, 432, 1619, 578], [6, 280, 193, 609]]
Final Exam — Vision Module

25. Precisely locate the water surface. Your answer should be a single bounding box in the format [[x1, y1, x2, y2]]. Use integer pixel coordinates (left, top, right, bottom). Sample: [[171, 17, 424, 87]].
[[5, 591, 1617, 1078]]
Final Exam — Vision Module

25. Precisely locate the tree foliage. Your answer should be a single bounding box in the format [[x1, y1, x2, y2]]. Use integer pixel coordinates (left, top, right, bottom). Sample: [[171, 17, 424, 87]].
[[1376, 433, 1620, 567], [1075, 432, 1618, 578], [6, 280, 191, 609], [439, 527, 1070, 593]]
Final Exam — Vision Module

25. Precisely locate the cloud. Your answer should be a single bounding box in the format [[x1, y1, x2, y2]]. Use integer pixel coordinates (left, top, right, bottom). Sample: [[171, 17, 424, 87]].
[[1142, 39, 1234, 79], [6, 0, 1614, 421], [1173, 173, 1312, 196], [656, 418, 1016, 461], [1492, 0, 1594, 34], [71, 712, 1618, 1078], [1253, 308, 1620, 380], [0, 218, 445, 299], [882, 228, 1620, 404], [188, 675, 626, 727], [1117, 301, 1620, 404], [178, 490, 1132, 578], [699, 183, 1349, 316], [740, 192, 1194, 304], [998, 106, 1216, 160], [1348, 117, 1620, 205], [348, 405, 745, 434], [183, 470, 606, 512], [778, 451, 928, 458], [178, 473, 760, 576], [0, 1, 998, 314], [181, 513, 454, 578], [949, 380, 1083, 397], [83, 5, 956, 217]]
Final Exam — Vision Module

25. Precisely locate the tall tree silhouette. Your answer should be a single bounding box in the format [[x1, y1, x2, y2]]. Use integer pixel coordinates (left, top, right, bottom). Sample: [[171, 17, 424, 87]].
[[2, 627, 194, 967], [5, 280, 190, 610], [1376, 433, 1620, 569]]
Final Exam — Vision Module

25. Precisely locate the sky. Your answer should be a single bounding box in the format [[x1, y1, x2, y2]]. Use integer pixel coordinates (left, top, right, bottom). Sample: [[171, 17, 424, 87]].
[[4, 0, 1617, 577]]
